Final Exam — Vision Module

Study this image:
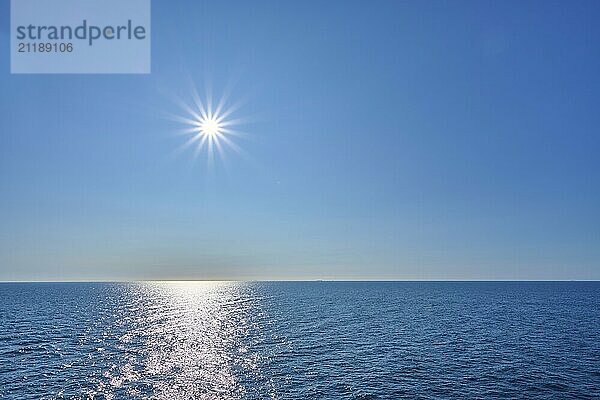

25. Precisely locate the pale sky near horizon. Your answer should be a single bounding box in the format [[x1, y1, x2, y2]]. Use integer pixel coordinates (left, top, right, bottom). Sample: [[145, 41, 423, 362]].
[[0, 0, 599, 280]]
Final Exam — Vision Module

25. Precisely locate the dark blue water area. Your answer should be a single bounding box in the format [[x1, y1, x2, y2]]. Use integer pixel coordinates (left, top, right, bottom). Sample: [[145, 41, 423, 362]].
[[0, 281, 598, 399]]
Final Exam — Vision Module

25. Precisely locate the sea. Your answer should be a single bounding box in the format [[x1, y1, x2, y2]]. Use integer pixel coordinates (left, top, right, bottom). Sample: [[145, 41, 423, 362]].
[[0, 281, 598, 399]]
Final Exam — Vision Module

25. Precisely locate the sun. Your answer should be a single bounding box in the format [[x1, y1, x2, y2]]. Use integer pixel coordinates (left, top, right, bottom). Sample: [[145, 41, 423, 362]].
[[166, 81, 247, 168], [199, 117, 222, 138]]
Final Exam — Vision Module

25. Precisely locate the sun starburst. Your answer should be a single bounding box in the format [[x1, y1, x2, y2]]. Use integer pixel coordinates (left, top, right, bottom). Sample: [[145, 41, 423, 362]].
[[166, 81, 247, 169]]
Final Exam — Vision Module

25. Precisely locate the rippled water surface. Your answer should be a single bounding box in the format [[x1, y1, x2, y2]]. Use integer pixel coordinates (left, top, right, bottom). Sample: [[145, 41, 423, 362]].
[[1, 282, 599, 399]]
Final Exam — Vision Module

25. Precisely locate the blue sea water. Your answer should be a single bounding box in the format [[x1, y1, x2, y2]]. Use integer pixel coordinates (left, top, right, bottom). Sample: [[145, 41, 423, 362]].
[[0, 282, 599, 399]]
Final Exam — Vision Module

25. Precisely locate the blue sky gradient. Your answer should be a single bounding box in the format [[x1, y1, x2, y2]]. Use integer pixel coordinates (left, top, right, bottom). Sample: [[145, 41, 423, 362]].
[[0, 0, 599, 280]]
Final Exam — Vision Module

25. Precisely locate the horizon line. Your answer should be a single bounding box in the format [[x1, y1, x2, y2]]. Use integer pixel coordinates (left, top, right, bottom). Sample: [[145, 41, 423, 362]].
[[0, 279, 599, 283]]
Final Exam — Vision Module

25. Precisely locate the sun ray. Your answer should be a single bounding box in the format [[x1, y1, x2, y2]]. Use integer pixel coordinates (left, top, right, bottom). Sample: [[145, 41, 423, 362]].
[[162, 111, 202, 127], [175, 126, 203, 136], [214, 89, 230, 119], [218, 134, 245, 155], [219, 127, 248, 138], [192, 89, 208, 121], [216, 98, 247, 122], [168, 92, 203, 122], [218, 117, 249, 128]]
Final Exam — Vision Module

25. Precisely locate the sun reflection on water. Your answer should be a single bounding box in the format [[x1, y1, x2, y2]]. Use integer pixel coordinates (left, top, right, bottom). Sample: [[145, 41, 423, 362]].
[[99, 281, 272, 399]]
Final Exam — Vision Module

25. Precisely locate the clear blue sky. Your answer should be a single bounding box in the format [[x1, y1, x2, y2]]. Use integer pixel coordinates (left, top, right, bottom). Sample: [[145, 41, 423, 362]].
[[0, 0, 599, 280]]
